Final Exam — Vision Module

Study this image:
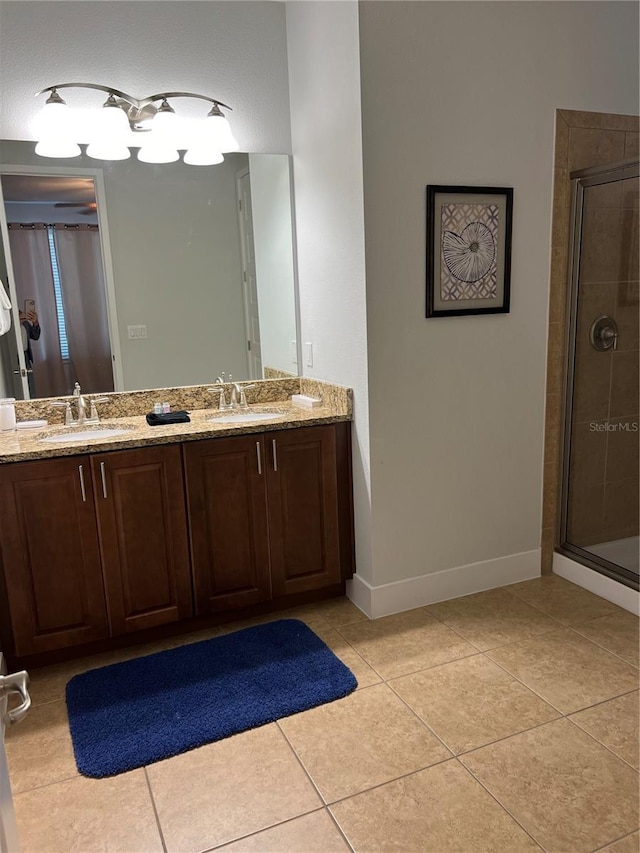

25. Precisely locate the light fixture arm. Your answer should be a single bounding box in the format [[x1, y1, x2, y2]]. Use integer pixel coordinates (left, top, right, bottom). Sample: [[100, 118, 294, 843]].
[[143, 92, 232, 111], [35, 83, 232, 112], [35, 82, 142, 107]]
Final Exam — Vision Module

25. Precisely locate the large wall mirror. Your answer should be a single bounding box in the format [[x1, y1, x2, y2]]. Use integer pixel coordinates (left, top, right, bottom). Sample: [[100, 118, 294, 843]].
[[0, 140, 300, 401]]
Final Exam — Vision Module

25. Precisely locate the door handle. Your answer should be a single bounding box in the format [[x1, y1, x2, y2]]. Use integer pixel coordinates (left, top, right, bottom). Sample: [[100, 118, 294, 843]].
[[78, 464, 87, 502], [272, 439, 278, 472], [0, 671, 31, 726], [256, 441, 262, 475], [100, 461, 108, 498]]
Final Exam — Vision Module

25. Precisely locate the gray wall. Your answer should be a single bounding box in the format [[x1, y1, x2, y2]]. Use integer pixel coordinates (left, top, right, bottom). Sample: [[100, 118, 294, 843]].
[[359, 1, 640, 587]]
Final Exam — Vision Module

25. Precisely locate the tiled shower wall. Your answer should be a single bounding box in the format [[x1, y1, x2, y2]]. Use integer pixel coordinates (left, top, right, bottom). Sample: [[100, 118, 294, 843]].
[[542, 109, 639, 572]]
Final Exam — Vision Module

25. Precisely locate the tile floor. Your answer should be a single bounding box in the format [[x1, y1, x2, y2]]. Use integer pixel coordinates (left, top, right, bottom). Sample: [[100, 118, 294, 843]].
[[7, 575, 639, 853]]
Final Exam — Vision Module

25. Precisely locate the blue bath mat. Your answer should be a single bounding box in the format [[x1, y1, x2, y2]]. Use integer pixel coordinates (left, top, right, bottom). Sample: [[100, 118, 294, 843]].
[[66, 619, 357, 778]]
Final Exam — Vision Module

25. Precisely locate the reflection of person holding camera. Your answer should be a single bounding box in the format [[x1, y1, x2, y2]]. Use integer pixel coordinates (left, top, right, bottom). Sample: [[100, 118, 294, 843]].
[[19, 300, 40, 396]]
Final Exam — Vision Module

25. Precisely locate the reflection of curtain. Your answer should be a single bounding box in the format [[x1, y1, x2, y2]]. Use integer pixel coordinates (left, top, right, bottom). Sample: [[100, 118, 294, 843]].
[[53, 225, 114, 394], [7, 224, 67, 397]]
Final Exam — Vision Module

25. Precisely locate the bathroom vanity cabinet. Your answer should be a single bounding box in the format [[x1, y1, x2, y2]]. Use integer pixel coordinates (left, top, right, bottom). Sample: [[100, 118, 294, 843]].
[[184, 424, 351, 613], [0, 445, 191, 657], [0, 422, 354, 663]]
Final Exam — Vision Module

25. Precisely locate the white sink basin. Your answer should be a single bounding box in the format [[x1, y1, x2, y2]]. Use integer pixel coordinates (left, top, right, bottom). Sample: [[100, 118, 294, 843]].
[[40, 427, 132, 443], [208, 411, 282, 424]]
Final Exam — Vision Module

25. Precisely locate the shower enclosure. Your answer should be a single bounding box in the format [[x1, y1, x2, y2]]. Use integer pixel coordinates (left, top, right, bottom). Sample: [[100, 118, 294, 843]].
[[560, 158, 639, 590]]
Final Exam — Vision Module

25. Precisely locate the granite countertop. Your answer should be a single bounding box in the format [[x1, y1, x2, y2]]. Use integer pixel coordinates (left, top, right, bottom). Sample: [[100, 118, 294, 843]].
[[0, 401, 351, 464]]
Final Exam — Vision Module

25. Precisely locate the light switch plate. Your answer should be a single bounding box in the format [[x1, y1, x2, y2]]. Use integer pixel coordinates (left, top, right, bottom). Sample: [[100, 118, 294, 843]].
[[290, 340, 298, 364], [305, 342, 313, 367], [128, 325, 147, 340]]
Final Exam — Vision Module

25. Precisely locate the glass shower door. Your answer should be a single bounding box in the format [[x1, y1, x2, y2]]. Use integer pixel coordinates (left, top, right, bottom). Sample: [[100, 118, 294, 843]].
[[561, 159, 639, 588]]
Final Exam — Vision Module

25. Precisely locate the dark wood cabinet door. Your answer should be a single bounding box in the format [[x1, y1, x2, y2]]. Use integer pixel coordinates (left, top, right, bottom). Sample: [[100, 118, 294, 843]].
[[266, 425, 342, 597], [0, 456, 108, 656], [184, 435, 271, 613], [92, 445, 192, 635]]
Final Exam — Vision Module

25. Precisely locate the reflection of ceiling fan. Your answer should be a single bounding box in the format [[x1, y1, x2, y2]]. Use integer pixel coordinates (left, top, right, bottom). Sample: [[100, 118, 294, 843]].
[[54, 202, 97, 216]]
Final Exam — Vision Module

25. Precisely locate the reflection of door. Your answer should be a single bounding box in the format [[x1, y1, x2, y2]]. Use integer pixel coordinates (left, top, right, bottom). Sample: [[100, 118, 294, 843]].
[[236, 170, 262, 380], [0, 654, 31, 852], [0, 168, 123, 400]]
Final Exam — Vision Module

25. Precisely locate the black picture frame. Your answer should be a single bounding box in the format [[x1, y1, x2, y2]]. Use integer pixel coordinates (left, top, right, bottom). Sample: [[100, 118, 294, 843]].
[[426, 184, 513, 318]]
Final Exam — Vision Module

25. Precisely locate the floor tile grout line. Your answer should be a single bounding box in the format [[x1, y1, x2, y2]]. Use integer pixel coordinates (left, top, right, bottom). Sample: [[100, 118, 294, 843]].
[[321, 754, 456, 809], [455, 715, 570, 759], [567, 686, 639, 715], [202, 807, 329, 853], [485, 644, 639, 718], [564, 714, 640, 773], [500, 580, 622, 622], [455, 756, 548, 852], [324, 806, 357, 853], [382, 651, 485, 686], [424, 599, 574, 657], [11, 770, 80, 797], [143, 766, 168, 853], [421, 588, 568, 634], [480, 650, 568, 716], [592, 829, 640, 852], [331, 627, 390, 683], [319, 627, 387, 685], [274, 718, 357, 851], [275, 718, 329, 806], [384, 680, 456, 757], [565, 622, 639, 668]]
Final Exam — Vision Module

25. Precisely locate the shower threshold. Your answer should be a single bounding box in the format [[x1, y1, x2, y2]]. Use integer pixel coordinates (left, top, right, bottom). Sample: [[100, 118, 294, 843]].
[[586, 536, 639, 576]]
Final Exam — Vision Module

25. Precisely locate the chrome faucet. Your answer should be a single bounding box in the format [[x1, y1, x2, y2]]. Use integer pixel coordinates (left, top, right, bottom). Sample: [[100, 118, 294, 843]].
[[231, 383, 255, 409], [73, 383, 87, 424], [69, 383, 108, 425]]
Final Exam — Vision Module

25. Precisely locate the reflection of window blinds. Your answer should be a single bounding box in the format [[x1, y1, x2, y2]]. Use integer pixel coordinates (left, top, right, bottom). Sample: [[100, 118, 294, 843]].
[[46, 226, 70, 360]]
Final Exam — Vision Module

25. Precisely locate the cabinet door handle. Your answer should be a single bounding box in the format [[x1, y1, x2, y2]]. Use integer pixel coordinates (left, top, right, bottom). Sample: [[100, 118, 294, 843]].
[[99, 461, 108, 498], [256, 441, 262, 475], [272, 439, 278, 472], [78, 464, 87, 502]]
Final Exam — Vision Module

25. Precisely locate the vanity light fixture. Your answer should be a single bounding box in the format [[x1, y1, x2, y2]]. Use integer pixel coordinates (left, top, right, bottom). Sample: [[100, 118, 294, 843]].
[[33, 83, 239, 166]]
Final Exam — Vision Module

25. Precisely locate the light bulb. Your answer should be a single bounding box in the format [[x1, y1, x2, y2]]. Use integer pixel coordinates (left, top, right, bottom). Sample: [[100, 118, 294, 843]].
[[32, 99, 75, 137], [33, 89, 80, 158], [203, 113, 239, 153], [183, 148, 224, 166], [202, 104, 239, 153], [86, 142, 131, 161], [100, 103, 130, 138], [137, 144, 180, 164], [35, 138, 81, 158]]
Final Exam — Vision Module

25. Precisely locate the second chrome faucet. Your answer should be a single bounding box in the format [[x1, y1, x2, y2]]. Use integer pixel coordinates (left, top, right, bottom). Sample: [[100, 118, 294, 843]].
[[207, 382, 256, 411]]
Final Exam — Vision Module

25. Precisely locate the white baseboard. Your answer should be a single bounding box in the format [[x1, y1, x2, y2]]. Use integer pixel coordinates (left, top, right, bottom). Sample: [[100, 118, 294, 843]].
[[346, 549, 541, 619], [553, 553, 639, 615]]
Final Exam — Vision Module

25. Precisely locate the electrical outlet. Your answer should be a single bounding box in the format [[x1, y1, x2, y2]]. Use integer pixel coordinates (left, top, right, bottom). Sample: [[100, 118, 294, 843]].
[[305, 342, 313, 367], [290, 340, 298, 364], [127, 325, 147, 340]]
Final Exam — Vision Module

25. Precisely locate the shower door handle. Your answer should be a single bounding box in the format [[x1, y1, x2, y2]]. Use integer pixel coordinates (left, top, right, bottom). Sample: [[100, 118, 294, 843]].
[[589, 315, 618, 352]]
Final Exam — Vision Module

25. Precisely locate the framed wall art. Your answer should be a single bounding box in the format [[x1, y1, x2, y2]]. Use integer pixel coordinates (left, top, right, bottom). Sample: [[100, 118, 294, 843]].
[[426, 185, 513, 318]]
